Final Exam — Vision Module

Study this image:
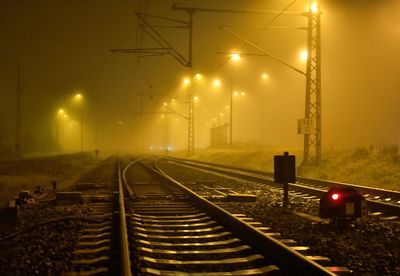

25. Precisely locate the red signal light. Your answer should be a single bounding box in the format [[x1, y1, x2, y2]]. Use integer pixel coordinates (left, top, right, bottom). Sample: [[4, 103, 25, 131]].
[[331, 193, 341, 201]]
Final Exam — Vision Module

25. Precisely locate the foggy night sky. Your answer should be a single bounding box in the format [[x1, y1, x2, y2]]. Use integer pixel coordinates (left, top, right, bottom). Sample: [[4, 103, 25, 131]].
[[0, 0, 400, 153]]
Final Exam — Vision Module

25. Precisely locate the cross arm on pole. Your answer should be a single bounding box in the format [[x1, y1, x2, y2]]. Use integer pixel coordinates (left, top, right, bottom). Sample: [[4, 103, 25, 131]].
[[171, 5, 305, 16]]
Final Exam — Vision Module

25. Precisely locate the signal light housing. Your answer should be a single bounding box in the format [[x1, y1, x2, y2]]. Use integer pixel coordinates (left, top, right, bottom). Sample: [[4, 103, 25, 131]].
[[331, 193, 341, 201], [320, 187, 366, 220]]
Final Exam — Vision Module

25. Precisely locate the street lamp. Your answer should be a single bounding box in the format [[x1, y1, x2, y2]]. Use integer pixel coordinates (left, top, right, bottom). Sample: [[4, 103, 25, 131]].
[[74, 93, 84, 152], [308, 1, 319, 13], [56, 108, 65, 151], [230, 52, 241, 62], [194, 73, 203, 81], [228, 52, 242, 148], [299, 49, 308, 62], [232, 90, 246, 144], [183, 78, 191, 86], [213, 79, 221, 88]]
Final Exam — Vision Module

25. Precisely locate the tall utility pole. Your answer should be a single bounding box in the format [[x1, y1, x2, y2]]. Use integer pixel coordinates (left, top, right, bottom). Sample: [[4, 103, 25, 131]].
[[214, 5, 321, 165], [187, 11, 195, 155], [229, 81, 233, 148], [112, 3, 322, 161], [188, 93, 194, 155], [15, 63, 22, 158], [172, 4, 322, 164], [80, 109, 83, 152], [303, 3, 321, 165]]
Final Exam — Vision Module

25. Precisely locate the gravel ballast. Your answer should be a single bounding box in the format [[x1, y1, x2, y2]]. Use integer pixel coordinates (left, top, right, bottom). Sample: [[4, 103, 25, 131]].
[[158, 159, 400, 275]]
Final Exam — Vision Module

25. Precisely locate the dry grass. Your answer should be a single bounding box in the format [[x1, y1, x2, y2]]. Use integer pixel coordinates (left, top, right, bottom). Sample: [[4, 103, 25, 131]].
[[177, 145, 400, 191], [0, 153, 97, 206]]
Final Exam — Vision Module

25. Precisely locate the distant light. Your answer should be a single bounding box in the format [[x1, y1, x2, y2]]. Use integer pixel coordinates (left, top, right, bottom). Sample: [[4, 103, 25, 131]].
[[183, 78, 190, 86], [331, 193, 341, 201], [58, 109, 65, 115], [161, 114, 165, 118], [233, 91, 239, 96], [194, 96, 199, 102], [261, 73, 269, 80], [118, 120, 123, 125], [63, 114, 68, 119], [300, 50, 308, 62], [171, 98, 176, 102], [230, 53, 241, 62], [75, 93, 83, 100], [240, 91, 245, 96], [225, 105, 229, 109], [194, 73, 203, 81], [149, 146, 153, 150], [213, 79, 221, 88], [311, 2, 318, 13], [163, 102, 168, 106], [219, 112, 223, 116]]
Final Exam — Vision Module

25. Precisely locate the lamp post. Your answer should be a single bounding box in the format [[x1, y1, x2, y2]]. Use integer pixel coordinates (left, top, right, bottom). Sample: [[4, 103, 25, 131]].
[[260, 73, 269, 144], [228, 52, 241, 148], [232, 91, 245, 143], [74, 93, 83, 152], [230, 80, 233, 148], [57, 108, 65, 151]]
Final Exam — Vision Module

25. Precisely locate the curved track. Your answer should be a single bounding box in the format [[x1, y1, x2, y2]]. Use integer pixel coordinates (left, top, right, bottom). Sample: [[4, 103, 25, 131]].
[[59, 157, 352, 275], [122, 158, 347, 275]]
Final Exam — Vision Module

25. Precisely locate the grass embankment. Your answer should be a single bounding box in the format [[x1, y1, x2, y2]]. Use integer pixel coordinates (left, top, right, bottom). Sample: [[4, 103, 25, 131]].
[[176, 145, 400, 191], [0, 153, 97, 206]]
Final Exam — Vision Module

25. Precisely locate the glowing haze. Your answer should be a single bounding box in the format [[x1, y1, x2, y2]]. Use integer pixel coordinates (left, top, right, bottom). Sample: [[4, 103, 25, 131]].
[[0, 0, 399, 155]]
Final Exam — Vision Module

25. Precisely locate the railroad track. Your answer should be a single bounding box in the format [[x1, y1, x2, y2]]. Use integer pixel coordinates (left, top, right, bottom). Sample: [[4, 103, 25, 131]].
[[122, 158, 349, 275], [64, 158, 122, 275], [162, 157, 400, 220], [59, 157, 350, 275]]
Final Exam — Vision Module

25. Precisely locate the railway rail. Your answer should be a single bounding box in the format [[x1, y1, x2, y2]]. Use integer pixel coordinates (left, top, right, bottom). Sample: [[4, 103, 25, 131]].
[[1, 157, 353, 275], [122, 158, 349, 275], [164, 157, 400, 219]]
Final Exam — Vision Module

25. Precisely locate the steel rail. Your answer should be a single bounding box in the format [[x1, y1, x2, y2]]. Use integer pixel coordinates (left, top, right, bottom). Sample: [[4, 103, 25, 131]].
[[118, 160, 132, 276], [153, 157, 336, 275], [170, 157, 400, 197], [166, 157, 400, 216]]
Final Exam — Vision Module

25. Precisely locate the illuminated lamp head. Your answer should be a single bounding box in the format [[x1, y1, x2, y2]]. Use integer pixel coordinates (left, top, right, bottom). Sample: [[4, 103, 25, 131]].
[[331, 193, 341, 201]]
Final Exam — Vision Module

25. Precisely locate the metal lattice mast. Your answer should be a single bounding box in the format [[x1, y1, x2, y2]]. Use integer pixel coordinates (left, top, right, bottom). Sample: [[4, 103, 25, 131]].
[[187, 11, 195, 155], [187, 92, 195, 155], [303, 4, 321, 165]]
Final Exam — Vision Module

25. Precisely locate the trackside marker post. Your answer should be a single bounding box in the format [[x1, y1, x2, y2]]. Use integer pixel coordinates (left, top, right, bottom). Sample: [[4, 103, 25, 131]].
[[274, 152, 296, 208]]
